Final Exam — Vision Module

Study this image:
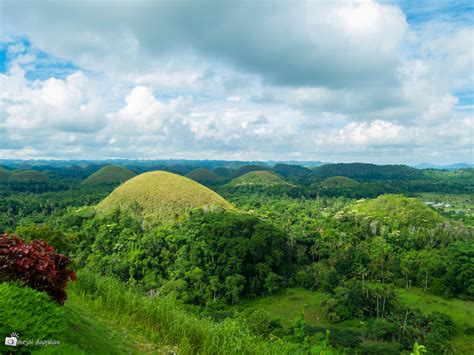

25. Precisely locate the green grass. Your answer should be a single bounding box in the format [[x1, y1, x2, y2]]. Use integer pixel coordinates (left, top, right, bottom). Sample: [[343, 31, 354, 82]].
[[82, 165, 136, 185], [416, 193, 474, 215], [229, 171, 291, 187], [397, 287, 474, 354], [96, 171, 232, 224], [237, 288, 330, 329], [57, 270, 289, 354], [239, 287, 474, 353]]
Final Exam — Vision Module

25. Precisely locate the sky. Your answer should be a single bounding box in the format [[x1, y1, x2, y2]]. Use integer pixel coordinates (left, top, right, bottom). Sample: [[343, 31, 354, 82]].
[[0, 0, 473, 164]]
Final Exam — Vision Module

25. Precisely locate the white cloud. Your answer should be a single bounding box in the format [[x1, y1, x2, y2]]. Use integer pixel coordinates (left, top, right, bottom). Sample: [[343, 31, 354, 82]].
[[0, 1, 472, 164]]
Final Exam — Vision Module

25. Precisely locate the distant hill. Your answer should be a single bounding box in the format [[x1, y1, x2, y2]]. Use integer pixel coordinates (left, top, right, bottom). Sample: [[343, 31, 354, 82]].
[[213, 167, 234, 178], [320, 176, 359, 188], [0, 167, 11, 182], [272, 164, 314, 183], [82, 165, 136, 185], [186, 168, 221, 184], [414, 163, 473, 170], [233, 164, 269, 178], [340, 194, 443, 228], [312, 163, 424, 180], [96, 171, 232, 223], [229, 171, 291, 187], [9, 170, 49, 182]]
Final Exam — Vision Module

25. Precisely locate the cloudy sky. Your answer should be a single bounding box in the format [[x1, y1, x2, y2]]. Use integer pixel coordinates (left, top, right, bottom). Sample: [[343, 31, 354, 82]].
[[0, 0, 473, 164]]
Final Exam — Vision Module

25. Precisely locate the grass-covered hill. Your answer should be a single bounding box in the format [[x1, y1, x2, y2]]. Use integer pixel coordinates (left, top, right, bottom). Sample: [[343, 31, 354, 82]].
[[9, 170, 49, 182], [82, 165, 137, 185], [213, 167, 234, 178], [272, 163, 313, 183], [0, 167, 11, 181], [341, 194, 444, 228], [313, 163, 424, 180], [229, 171, 291, 187], [186, 168, 221, 184], [320, 176, 359, 188], [233, 164, 269, 178], [96, 171, 232, 223]]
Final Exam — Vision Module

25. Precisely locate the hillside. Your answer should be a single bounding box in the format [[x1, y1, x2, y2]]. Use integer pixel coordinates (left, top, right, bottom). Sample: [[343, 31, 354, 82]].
[[213, 167, 234, 178], [320, 176, 359, 188], [0, 167, 11, 181], [229, 171, 291, 187], [9, 170, 49, 182], [233, 164, 269, 178], [341, 194, 443, 228], [82, 165, 136, 185], [186, 168, 221, 184], [313, 163, 424, 180], [96, 171, 232, 223]]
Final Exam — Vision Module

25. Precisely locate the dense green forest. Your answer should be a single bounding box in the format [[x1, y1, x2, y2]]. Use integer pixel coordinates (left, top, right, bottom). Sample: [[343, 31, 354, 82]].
[[1, 161, 473, 354]]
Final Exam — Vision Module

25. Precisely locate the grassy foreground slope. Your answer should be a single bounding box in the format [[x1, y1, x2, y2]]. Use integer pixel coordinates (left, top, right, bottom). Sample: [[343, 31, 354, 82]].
[[96, 171, 232, 223], [82, 165, 136, 185]]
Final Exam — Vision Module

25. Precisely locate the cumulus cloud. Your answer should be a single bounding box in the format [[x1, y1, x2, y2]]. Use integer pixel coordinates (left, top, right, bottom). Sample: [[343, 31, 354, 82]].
[[0, 0, 472, 163]]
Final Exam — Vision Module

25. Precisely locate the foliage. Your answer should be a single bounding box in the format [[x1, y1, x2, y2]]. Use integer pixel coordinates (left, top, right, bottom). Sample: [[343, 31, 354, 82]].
[[0, 283, 65, 352], [77, 209, 291, 305], [312, 163, 424, 180], [0, 234, 76, 303]]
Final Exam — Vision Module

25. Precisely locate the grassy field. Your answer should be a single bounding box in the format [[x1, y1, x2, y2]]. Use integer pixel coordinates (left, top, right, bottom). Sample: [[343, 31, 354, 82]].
[[239, 287, 474, 353], [237, 288, 331, 329], [82, 165, 136, 185], [416, 193, 474, 215], [397, 287, 474, 354]]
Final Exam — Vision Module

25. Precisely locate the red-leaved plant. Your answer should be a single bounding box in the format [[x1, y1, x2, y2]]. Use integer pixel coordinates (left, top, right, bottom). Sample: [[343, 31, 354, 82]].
[[0, 234, 77, 304]]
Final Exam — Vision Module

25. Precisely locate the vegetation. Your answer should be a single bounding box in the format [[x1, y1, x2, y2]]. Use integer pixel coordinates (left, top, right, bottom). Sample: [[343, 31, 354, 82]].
[[96, 171, 232, 224], [10, 170, 49, 182], [0, 160, 472, 353], [186, 168, 221, 184], [233, 164, 269, 178], [81, 165, 136, 185], [228, 171, 291, 187]]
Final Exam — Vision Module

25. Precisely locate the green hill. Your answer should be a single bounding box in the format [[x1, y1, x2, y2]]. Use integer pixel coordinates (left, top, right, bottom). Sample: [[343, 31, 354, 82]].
[[9, 170, 49, 182], [233, 164, 269, 178], [213, 167, 234, 178], [0, 167, 11, 181], [229, 171, 291, 187], [341, 194, 443, 228], [186, 168, 221, 184], [320, 176, 359, 188], [313, 163, 424, 180], [82, 165, 136, 185], [96, 171, 232, 223]]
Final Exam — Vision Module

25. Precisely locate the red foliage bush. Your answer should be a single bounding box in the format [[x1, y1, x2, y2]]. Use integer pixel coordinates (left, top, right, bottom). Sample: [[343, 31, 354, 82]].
[[0, 234, 77, 304]]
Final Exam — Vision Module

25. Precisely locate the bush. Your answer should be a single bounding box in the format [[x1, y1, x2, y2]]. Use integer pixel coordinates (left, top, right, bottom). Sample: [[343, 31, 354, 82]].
[[0, 283, 65, 352], [0, 234, 76, 303]]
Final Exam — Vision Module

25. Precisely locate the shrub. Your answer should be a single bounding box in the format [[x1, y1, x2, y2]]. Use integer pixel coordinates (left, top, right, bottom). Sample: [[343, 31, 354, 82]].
[[0, 283, 64, 352], [0, 234, 76, 303]]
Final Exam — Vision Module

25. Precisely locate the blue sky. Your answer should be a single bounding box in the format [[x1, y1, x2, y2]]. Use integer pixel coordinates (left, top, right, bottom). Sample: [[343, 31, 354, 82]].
[[0, 0, 472, 164]]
